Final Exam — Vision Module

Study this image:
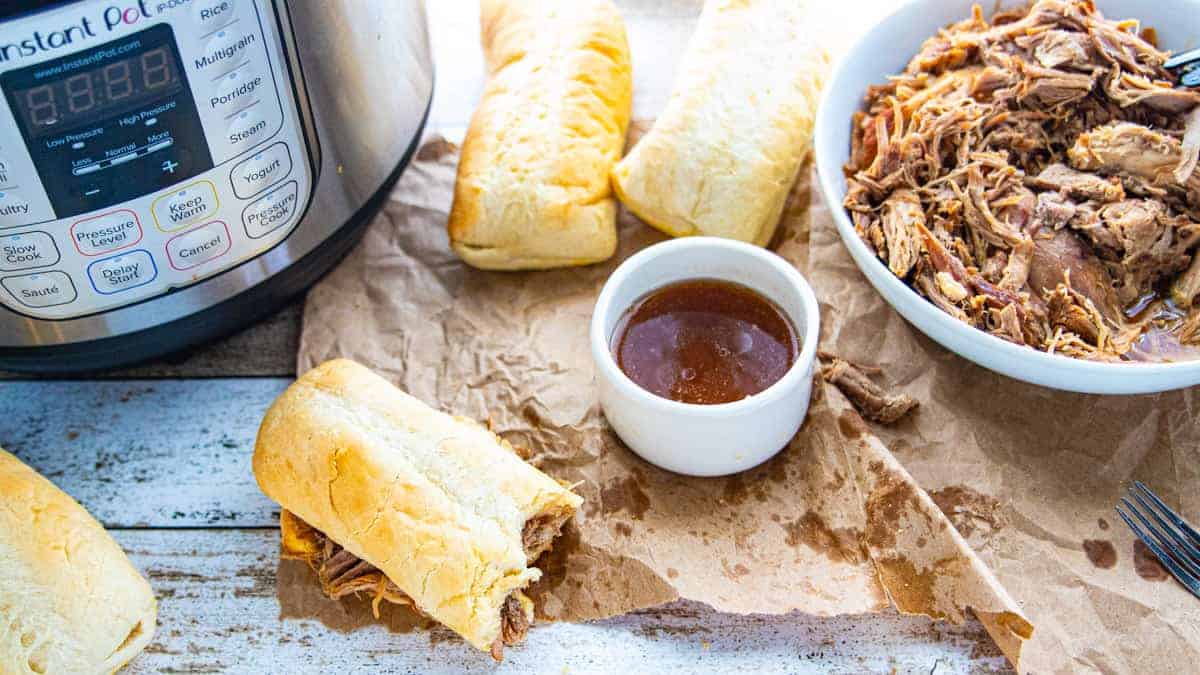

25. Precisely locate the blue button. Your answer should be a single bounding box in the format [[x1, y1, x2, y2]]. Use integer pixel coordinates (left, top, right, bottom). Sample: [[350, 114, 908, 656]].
[[87, 250, 157, 295]]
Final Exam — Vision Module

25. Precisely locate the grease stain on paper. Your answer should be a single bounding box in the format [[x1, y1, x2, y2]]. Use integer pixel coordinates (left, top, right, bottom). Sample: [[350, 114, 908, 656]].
[[1133, 540, 1169, 581], [1082, 539, 1117, 569]]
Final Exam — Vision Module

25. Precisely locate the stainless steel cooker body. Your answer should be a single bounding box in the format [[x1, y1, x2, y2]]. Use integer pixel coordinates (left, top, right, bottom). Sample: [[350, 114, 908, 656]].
[[0, 0, 433, 371]]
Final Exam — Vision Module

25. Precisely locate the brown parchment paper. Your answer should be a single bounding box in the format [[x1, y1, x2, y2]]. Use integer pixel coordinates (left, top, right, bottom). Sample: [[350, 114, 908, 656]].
[[293, 132, 1034, 668]]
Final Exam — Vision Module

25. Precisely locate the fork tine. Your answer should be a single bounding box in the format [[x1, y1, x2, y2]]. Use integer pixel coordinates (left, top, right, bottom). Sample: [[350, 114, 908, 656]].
[[1133, 481, 1200, 546], [1127, 494, 1200, 578], [1165, 47, 1200, 70], [1116, 505, 1200, 600], [1121, 497, 1200, 581]]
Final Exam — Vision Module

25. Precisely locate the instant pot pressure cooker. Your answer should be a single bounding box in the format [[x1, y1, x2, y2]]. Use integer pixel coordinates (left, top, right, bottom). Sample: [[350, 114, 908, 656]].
[[0, 0, 433, 372]]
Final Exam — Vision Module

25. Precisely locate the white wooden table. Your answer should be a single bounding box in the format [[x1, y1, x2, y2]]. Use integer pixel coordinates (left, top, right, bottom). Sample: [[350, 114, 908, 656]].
[[0, 2, 1013, 672]]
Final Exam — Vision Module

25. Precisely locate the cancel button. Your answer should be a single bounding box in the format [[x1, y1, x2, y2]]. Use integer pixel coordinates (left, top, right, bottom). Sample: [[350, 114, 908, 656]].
[[167, 221, 231, 270]]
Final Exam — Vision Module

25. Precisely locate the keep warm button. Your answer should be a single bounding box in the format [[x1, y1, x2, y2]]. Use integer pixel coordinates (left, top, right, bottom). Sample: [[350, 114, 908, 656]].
[[87, 250, 157, 295], [167, 221, 231, 270]]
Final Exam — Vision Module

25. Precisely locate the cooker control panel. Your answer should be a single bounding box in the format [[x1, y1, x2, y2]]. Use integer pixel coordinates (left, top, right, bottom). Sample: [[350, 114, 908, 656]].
[[0, 0, 312, 320]]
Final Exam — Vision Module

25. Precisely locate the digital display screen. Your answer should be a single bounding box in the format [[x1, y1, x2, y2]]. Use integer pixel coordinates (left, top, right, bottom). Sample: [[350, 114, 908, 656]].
[[10, 44, 183, 138], [1, 24, 212, 218]]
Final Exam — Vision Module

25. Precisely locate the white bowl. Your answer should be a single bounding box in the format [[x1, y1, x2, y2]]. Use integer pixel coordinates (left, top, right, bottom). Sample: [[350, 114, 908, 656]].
[[814, 0, 1200, 395], [590, 238, 820, 476]]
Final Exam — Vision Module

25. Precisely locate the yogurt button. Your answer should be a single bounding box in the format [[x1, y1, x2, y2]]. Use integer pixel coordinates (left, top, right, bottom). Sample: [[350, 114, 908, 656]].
[[230, 142, 292, 198], [0, 191, 31, 228], [71, 210, 142, 255], [87, 250, 157, 295], [166, 221, 231, 270], [0, 231, 60, 272], [152, 181, 219, 232], [194, 0, 235, 27], [243, 181, 299, 239], [2, 271, 77, 308]]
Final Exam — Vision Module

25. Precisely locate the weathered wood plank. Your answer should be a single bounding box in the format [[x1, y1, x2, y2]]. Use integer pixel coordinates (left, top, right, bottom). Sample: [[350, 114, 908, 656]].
[[0, 379, 286, 527], [116, 529, 1009, 674]]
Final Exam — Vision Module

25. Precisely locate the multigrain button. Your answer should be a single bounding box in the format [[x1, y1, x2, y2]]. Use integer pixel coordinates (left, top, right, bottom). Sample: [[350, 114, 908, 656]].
[[167, 221, 231, 270], [0, 191, 31, 227], [196, 28, 258, 74], [87, 250, 157, 295], [0, 231, 59, 272], [71, 210, 142, 256], [230, 142, 291, 198], [243, 181, 299, 238], [152, 181, 219, 232], [1, 271, 76, 308]]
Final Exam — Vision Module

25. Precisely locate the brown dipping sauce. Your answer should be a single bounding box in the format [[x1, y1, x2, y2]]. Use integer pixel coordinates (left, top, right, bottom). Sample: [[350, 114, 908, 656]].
[[612, 279, 799, 405]]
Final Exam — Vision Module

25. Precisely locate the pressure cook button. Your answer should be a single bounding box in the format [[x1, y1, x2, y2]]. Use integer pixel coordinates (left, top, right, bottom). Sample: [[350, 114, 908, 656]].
[[167, 221, 231, 270], [243, 181, 299, 239], [152, 181, 219, 232], [230, 142, 292, 199], [226, 109, 269, 148], [194, 0, 235, 27], [2, 271, 76, 308], [71, 210, 142, 256], [87, 250, 157, 295], [0, 191, 31, 227], [0, 231, 60, 272]]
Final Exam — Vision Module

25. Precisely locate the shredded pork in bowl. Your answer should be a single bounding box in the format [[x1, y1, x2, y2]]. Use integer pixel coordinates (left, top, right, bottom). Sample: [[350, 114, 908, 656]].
[[843, 0, 1200, 364]]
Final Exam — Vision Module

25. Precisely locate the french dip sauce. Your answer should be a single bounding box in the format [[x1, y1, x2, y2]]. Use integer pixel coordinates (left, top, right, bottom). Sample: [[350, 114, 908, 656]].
[[613, 279, 799, 405]]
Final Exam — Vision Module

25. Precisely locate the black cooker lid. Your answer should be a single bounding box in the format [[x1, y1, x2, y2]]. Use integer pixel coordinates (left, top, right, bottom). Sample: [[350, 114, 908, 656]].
[[0, 1, 78, 22]]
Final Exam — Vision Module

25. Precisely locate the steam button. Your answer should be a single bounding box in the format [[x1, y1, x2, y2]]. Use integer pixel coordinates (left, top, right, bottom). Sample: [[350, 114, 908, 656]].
[[227, 109, 269, 148], [2, 271, 77, 308]]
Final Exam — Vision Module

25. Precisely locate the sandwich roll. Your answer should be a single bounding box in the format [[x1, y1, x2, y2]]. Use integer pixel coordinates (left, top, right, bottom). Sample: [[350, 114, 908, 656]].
[[252, 359, 583, 658], [0, 448, 157, 674], [447, 0, 633, 269], [611, 0, 829, 246]]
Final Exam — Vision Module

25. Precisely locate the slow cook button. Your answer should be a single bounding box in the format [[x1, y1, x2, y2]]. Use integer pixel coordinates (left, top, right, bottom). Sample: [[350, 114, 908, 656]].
[[152, 181, 219, 232], [167, 221, 231, 270], [0, 231, 59, 272], [87, 250, 157, 295], [71, 210, 142, 255], [230, 142, 291, 199], [243, 181, 299, 239], [1, 271, 76, 308]]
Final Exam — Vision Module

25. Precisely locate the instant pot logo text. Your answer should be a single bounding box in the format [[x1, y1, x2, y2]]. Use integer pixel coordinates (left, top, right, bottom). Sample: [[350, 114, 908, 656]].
[[0, 0, 194, 63]]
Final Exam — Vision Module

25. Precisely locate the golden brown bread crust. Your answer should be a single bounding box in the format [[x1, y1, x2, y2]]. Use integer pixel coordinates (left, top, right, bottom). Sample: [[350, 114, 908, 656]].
[[0, 448, 157, 674], [611, 0, 828, 246], [447, 0, 632, 270], [253, 359, 582, 653]]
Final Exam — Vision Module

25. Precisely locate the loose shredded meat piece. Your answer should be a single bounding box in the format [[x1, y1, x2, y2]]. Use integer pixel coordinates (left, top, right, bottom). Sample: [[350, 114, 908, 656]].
[[844, 0, 1200, 361], [821, 357, 918, 425]]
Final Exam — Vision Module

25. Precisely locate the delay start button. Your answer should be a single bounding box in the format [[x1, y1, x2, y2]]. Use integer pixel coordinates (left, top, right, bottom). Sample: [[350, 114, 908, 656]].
[[167, 221, 231, 270], [71, 210, 142, 256], [152, 181, 219, 232], [243, 181, 299, 239], [87, 250, 157, 295]]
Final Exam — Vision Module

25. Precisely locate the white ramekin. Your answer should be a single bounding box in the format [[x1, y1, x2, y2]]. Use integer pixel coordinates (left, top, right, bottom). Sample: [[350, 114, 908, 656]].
[[590, 237, 820, 476]]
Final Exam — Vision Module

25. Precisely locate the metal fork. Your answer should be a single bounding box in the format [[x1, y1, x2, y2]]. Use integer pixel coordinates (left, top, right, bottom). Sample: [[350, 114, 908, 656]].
[[1166, 48, 1200, 88], [1115, 481, 1200, 599]]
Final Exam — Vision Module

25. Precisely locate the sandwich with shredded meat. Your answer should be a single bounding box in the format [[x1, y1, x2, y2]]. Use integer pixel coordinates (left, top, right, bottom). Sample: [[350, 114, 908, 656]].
[[845, 0, 1200, 361], [253, 359, 582, 660]]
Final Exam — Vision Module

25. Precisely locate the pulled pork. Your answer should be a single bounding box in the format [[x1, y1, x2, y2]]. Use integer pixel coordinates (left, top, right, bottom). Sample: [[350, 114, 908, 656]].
[[845, 0, 1200, 361]]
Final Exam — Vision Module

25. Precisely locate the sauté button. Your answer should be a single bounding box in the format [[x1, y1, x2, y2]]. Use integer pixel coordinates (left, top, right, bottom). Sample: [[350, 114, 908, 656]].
[[0, 231, 60, 272], [243, 181, 299, 239], [230, 142, 292, 199], [0, 191, 31, 228], [166, 221, 231, 270], [2, 271, 77, 308], [71, 210, 142, 256], [87, 250, 157, 295], [152, 181, 219, 232]]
